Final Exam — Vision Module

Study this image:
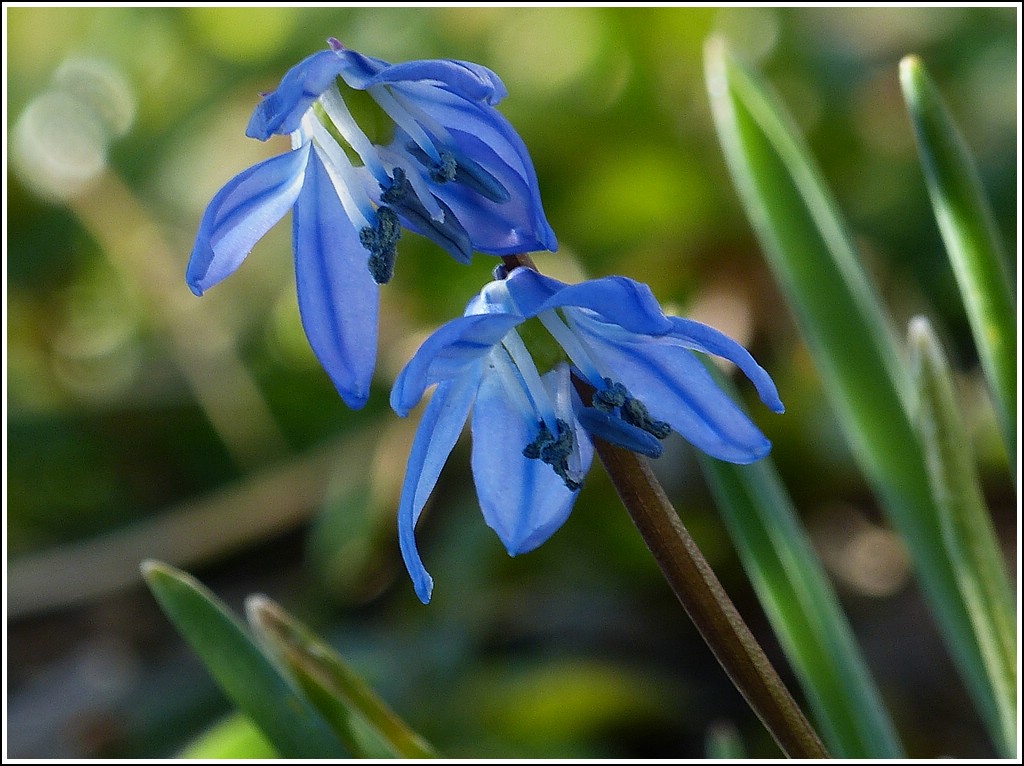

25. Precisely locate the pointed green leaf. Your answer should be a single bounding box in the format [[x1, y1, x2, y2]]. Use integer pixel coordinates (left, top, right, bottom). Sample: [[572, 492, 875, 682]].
[[703, 38, 1007, 754], [141, 560, 346, 759], [900, 57, 1016, 468], [698, 366, 903, 758], [908, 316, 1016, 753], [246, 595, 437, 759]]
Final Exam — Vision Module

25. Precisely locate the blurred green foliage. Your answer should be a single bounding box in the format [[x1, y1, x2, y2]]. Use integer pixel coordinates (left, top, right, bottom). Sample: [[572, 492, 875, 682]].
[[6, 6, 1016, 759]]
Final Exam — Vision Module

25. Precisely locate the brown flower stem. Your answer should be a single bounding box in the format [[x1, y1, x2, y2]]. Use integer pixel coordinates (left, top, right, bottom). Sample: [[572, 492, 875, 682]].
[[500, 252, 828, 758], [501, 252, 538, 274], [592, 438, 828, 759]]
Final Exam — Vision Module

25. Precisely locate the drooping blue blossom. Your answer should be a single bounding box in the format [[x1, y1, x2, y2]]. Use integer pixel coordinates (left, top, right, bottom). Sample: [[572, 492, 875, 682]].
[[391, 266, 785, 602], [186, 40, 557, 408]]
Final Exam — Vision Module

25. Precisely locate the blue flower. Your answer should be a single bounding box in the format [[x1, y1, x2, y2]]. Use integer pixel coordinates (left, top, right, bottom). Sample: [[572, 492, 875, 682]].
[[391, 267, 784, 602], [186, 40, 557, 408]]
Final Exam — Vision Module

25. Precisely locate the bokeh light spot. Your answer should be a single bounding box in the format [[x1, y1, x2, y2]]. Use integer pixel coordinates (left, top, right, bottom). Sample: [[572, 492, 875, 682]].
[[50, 278, 142, 404], [14, 91, 109, 201], [53, 57, 136, 139], [812, 505, 911, 597], [13, 56, 135, 202]]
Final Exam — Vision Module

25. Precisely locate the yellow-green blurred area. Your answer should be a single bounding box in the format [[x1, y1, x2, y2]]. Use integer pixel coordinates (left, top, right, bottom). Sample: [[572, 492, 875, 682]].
[[5, 6, 1016, 759]]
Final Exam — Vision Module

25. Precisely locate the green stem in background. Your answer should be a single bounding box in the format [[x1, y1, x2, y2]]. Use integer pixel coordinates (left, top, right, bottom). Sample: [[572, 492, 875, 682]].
[[899, 56, 1017, 472], [501, 253, 828, 759]]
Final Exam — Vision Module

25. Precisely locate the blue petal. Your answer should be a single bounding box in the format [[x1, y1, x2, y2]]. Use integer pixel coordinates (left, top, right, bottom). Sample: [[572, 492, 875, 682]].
[[504, 269, 673, 335], [397, 372, 481, 603], [573, 316, 773, 464], [667, 317, 785, 414], [325, 44, 390, 84], [470, 367, 580, 555], [472, 277, 519, 316], [390, 312, 523, 416], [420, 131, 558, 255], [389, 84, 557, 253], [246, 50, 350, 140], [396, 83, 525, 183], [186, 145, 310, 296], [336, 48, 507, 105], [495, 267, 564, 312], [293, 152, 379, 409]]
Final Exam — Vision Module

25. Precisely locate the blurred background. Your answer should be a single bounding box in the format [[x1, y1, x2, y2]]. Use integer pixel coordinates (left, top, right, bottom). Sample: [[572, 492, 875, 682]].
[[5, 6, 1017, 759]]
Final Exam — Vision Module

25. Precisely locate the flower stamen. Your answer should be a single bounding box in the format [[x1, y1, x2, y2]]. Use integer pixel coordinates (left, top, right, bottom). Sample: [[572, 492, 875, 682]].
[[431, 150, 458, 183], [361, 206, 401, 284], [317, 85, 390, 186], [369, 84, 443, 165], [304, 114, 375, 230], [538, 308, 605, 383], [378, 164, 472, 263], [622, 395, 672, 439], [523, 419, 582, 491], [375, 146, 446, 222], [594, 377, 672, 440], [407, 143, 510, 203], [501, 328, 558, 431]]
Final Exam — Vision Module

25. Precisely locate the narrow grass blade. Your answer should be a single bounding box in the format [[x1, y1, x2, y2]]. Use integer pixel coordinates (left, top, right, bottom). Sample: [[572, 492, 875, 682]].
[[908, 316, 1016, 754], [141, 561, 346, 759], [703, 37, 1007, 754], [698, 367, 903, 758], [900, 56, 1016, 469], [247, 595, 438, 759]]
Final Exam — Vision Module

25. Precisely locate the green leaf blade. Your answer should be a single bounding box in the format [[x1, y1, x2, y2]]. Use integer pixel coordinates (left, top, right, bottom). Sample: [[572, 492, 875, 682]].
[[703, 37, 1008, 754], [701, 454, 904, 758], [246, 595, 438, 759], [908, 317, 1017, 754], [900, 56, 1016, 468], [697, 366, 903, 758], [141, 560, 347, 759]]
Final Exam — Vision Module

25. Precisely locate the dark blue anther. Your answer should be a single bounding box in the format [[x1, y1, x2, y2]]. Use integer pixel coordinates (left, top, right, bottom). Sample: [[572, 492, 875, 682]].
[[360, 206, 401, 284], [382, 168, 473, 265], [593, 379, 629, 413], [380, 166, 410, 205], [407, 143, 510, 203], [592, 378, 672, 441], [523, 419, 582, 491], [621, 397, 672, 440], [430, 150, 458, 183]]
